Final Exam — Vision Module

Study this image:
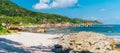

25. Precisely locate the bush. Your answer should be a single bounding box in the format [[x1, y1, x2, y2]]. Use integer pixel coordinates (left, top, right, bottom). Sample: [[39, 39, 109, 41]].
[[0, 23, 3, 30], [0, 23, 9, 35]]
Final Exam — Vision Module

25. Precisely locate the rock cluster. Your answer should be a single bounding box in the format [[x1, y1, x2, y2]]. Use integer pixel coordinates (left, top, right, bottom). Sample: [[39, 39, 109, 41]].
[[37, 22, 72, 28], [58, 32, 120, 53]]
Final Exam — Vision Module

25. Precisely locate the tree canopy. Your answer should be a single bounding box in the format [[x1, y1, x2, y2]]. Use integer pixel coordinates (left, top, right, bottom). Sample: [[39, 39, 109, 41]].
[[0, 0, 102, 25]]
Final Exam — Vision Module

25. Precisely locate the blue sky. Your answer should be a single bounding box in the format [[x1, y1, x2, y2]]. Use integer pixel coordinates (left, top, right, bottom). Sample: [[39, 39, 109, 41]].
[[11, 0, 120, 24]]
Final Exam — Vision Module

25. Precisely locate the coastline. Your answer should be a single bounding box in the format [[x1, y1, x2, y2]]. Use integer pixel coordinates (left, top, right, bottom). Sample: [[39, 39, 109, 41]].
[[0, 32, 120, 53], [108, 36, 120, 42]]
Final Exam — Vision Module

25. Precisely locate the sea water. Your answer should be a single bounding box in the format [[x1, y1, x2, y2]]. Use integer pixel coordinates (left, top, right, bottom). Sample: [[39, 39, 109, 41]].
[[46, 24, 120, 36], [66, 24, 120, 36]]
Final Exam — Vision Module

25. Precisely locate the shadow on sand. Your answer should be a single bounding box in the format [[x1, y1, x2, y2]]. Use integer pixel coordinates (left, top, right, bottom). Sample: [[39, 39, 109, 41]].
[[0, 38, 93, 53], [0, 38, 30, 53], [52, 44, 93, 53]]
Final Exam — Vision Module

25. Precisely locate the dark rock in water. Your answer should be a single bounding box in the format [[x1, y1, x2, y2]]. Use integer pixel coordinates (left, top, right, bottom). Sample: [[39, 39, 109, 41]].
[[117, 44, 120, 48], [52, 44, 63, 53], [54, 44, 63, 48], [52, 44, 71, 53], [69, 50, 93, 53]]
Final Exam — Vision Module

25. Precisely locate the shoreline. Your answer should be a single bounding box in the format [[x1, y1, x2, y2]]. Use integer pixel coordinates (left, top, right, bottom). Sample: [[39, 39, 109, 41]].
[[108, 36, 120, 42], [0, 32, 120, 53], [0, 32, 61, 53], [0, 32, 60, 47], [1, 32, 120, 45]]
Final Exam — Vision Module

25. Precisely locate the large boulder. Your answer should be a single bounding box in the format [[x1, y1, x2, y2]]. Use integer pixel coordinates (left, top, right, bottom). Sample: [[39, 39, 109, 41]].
[[58, 32, 120, 53]]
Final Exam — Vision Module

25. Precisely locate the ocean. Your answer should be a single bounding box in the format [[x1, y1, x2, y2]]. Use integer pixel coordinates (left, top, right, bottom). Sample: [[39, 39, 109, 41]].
[[46, 24, 120, 36]]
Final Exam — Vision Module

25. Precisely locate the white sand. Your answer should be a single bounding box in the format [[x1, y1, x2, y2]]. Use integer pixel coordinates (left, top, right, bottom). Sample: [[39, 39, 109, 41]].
[[0, 32, 59, 47], [108, 36, 120, 42]]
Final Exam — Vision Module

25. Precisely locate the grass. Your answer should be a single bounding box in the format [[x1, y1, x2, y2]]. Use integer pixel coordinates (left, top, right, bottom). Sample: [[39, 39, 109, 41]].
[[0, 29, 18, 35], [0, 28, 10, 35], [0, 23, 18, 35], [8, 30, 18, 33]]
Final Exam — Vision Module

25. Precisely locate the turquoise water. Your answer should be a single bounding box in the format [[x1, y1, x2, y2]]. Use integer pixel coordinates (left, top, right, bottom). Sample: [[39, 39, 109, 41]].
[[46, 24, 120, 36], [66, 24, 120, 36]]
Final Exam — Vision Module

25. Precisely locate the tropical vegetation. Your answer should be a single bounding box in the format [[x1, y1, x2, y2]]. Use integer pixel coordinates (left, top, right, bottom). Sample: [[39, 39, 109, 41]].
[[0, 0, 102, 25], [0, 0, 102, 34], [0, 23, 9, 35]]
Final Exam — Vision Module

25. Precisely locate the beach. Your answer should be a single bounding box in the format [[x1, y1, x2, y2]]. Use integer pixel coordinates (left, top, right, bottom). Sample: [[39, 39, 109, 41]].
[[0, 32, 120, 53], [0, 32, 61, 53], [0, 0, 120, 53]]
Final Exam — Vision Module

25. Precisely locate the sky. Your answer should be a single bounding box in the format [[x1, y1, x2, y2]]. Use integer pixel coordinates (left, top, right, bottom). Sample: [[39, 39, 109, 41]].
[[11, 0, 120, 24]]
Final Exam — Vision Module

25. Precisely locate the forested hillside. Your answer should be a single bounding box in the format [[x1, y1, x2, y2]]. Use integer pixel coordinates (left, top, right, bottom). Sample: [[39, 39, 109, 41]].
[[0, 0, 102, 25]]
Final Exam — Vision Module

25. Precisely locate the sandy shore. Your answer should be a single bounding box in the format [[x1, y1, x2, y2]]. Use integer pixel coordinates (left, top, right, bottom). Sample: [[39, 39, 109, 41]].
[[0, 32, 61, 53], [0, 32, 60, 47], [0, 32, 120, 53]]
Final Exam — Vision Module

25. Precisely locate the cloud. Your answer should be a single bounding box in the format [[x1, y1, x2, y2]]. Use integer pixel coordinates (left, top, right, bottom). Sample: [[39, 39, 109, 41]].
[[83, 16, 100, 20], [100, 8, 106, 12], [33, 0, 79, 9], [115, 16, 120, 20]]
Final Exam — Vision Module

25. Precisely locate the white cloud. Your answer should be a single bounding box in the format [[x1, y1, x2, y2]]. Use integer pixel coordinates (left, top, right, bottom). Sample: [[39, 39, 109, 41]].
[[33, 0, 50, 9], [115, 16, 120, 20], [100, 8, 106, 12], [83, 16, 100, 20], [33, 0, 79, 9]]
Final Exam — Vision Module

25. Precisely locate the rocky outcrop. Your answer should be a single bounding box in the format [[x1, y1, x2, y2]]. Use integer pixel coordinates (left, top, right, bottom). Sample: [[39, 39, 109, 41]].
[[56, 32, 120, 53], [9, 26, 24, 31], [37, 22, 72, 28], [36, 28, 46, 33]]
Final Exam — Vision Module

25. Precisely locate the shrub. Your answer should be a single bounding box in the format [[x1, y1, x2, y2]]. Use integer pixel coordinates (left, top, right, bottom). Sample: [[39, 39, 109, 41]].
[[0, 23, 9, 35]]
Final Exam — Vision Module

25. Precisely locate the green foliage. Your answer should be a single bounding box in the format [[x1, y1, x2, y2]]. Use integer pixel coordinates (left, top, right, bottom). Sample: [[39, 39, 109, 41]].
[[0, 23, 3, 30], [0, 23, 9, 35], [0, 0, 102, 25]]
